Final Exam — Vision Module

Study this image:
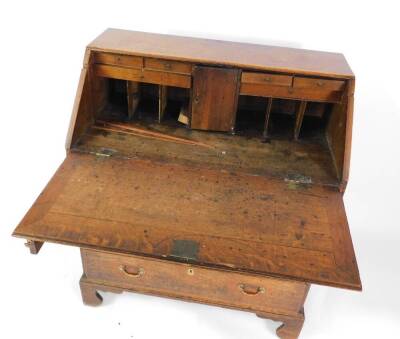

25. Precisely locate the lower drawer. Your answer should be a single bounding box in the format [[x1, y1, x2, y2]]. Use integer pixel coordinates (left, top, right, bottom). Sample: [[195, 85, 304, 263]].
[[82, 249, 309, 316]]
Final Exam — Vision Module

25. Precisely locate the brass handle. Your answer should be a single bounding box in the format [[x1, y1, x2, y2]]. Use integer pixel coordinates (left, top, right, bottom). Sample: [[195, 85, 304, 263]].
[[238, 283, 265, 295], [119, 265, 145, 278]]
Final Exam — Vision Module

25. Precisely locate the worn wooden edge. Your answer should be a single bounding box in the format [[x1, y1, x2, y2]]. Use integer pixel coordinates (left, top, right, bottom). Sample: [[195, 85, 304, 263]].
[[65, 48, 92, 151], [325, 194, 362, 291], [89, 45, 355, 80], [12, 231, 361, 291], [87, 29, 355, 79], [340, 78, 355, 193], [79, 272, 306, 318]]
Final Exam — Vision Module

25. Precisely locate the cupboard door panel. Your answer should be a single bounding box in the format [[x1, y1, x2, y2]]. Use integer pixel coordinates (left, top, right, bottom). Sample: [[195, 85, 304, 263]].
[[191, 66, 240, 132]]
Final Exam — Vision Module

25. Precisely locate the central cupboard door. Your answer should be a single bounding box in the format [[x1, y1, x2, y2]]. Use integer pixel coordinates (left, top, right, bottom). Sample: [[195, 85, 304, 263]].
[[191, 66, 240, 132]]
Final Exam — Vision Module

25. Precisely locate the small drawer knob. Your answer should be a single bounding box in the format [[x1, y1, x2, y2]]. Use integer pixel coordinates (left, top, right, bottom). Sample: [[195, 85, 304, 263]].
[[264, 77, 272, 82], [164, 62, 172, 70], [317, 80, 324, 87]]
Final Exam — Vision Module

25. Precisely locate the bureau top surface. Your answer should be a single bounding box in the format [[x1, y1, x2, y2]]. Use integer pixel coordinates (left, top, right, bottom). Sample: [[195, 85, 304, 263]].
[[88, 29, 354, 78], [13, 152, 361, 290]]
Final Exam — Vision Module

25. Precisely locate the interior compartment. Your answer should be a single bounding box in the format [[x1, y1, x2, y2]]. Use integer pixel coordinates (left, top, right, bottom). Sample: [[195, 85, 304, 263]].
[[135, 83, 159, 121], [299, 102, 333, 144], [75, 72, 347, 187], [235, 95, 267, 137], [95, 77, 190, 127], [235, 96, 335, 147], [235, 96, 300, 141], [160, 86, 190, 126], [98, 78, 128, 121], [267, 99, 298, 140]]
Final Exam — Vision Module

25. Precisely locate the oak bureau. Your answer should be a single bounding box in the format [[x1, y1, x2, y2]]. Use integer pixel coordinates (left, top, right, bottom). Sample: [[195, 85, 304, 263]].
[[13, 29, 361, 338]]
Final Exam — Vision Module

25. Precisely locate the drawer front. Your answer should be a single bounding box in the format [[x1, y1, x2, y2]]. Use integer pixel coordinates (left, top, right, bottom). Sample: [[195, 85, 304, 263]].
[[94, 52, 143, 69], [93, 64, 191, 88], [82, 249, 308, 315], [240, 83, 343, 102], [145, 58, 192, 74], [293, 77, 345, 91], [241, 72, 292, 87], [93, 64, 143, 81], [142, 69, 191, 88]]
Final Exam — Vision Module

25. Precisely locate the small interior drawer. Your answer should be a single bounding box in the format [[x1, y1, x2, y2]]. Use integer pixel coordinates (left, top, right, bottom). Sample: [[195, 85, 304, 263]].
[[145, 58, 192, 74], [93, 64, 191, 88], [293, 77, 345, 91], [241, 72, 292, 87], [82, 249, 308, 316], [142, 69, 191, 88], [94, 52, 143, 69]]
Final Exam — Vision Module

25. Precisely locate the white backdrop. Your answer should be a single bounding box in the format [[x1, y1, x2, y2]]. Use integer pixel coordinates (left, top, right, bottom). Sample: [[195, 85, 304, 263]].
[[1, 1, 399, 338]]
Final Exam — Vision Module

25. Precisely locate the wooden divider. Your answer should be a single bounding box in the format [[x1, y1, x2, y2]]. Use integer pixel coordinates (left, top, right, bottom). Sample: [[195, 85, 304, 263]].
[[263, 98, 273, 139], [294, 101, 307, 140]]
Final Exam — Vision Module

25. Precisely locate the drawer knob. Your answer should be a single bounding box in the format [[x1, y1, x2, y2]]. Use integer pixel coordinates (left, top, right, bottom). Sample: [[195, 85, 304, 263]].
[[317, 80, 324, 87], [164, 62, 172, 70], [238, 283, 265, 296], [264, 77, 272, 82], [119, 265, 145, 278]]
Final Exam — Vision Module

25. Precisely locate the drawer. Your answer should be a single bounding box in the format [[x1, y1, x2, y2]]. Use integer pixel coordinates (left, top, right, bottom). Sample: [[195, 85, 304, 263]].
[[94, 52, 143, 69], [241, 72, 292, 87], [82, 249, 308, 316], [240, 82, 343, 102], [293, 77, 345, 91], [145, 58, 192, 74], [142, 69, 191, 88], [93, 65, 191, 88], [93, 64, 143, 81]]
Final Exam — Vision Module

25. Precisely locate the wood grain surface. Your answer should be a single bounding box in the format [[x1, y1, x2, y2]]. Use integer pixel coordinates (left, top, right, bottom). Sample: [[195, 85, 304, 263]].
[[82, 248, 309, 316], [13, 152, 361, 290], [191, 66, 240, 131], [88, 29, 354, 78]]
